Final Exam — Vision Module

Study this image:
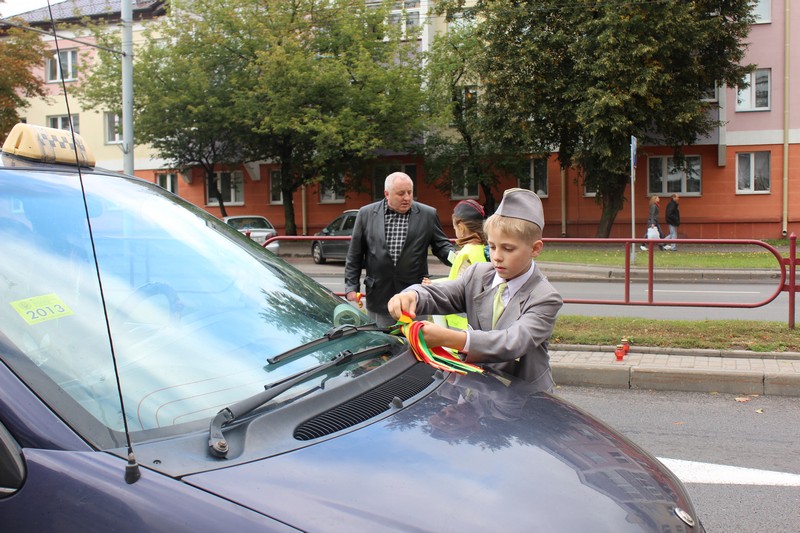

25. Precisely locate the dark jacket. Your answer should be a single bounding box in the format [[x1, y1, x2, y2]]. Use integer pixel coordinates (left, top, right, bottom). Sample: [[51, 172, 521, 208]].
[[665, 199, 680, 226], [344, 199, 453, 315]]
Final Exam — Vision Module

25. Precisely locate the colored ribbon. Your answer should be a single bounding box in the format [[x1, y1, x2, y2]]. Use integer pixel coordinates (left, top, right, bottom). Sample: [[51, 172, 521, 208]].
[[392, 314, 483, 375]]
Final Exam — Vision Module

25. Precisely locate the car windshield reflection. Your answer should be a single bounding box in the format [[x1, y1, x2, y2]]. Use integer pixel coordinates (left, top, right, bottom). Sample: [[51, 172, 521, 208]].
[[0, 171, 389, 449]]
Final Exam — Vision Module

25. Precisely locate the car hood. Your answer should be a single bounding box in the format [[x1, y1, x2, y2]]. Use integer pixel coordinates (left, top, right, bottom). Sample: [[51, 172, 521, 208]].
[[182, 372, 697, 532]]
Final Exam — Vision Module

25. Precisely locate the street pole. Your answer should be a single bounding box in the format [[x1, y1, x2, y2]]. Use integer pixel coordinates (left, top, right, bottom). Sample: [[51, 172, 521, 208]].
[[121, 0, 134, 175], [630, 136, 637, 264]]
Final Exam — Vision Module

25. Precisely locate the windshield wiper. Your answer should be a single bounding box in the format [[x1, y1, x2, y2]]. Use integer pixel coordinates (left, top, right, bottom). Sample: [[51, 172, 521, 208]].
[[209, 342, 393, 458], [267, 323, 396, 364]]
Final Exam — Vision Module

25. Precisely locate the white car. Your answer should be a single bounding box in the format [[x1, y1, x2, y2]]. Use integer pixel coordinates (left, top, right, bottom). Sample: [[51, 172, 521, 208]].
[[223, 215, 279, 252]]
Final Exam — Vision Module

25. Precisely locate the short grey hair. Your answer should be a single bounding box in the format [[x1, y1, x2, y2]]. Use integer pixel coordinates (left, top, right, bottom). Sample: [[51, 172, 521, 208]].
[[384, 172, 412, 192]]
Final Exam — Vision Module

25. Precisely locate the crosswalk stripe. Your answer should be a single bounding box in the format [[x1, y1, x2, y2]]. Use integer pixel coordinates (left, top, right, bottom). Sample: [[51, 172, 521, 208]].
[[658, 458, 800, 486]]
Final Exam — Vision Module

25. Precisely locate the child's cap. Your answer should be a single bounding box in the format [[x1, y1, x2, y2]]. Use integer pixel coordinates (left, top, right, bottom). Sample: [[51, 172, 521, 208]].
[[494, 188, 544, 230], [453, 199, 485, 220]]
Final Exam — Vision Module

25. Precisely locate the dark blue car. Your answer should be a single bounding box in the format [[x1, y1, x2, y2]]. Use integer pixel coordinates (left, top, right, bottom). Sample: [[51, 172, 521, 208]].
[[0, 124, 702, 531]]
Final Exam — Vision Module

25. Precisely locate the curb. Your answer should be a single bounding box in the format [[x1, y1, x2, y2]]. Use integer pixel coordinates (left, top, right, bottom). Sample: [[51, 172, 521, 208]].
[[550, 346, 800, 397]]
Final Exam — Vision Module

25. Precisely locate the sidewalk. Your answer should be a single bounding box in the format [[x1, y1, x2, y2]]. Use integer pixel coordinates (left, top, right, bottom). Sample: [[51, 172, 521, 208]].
[[276, 243, 800, 397]]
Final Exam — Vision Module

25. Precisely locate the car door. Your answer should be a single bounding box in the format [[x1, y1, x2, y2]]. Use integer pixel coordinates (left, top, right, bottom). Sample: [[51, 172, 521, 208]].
[[329, 212, 356, 259]]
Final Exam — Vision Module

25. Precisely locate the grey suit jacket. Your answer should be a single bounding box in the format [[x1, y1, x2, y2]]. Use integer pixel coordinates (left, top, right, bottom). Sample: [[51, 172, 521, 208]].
[[345, 199, 453, 315], [406, 262, 563, 392]]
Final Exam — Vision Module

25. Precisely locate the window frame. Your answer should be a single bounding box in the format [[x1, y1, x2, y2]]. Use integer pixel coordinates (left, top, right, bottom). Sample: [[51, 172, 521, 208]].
[[736, 68, 771, 112], [207, 170, 244, 206], [156, 172, 178, 194], [320, 174, 346, 204], [269, 170, 283, 205], [47, 114, 79, 134], [736, 151, 771, 194], [751, 0, 770, 23], [647, 155, 702, 196], [518, 158, 549, 198], [46, 49, 78, 83], [104, 112, 123, 144]]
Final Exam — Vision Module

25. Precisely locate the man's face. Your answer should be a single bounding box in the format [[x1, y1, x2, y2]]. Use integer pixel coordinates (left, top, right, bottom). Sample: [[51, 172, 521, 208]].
[[385, 177, 414, 213]]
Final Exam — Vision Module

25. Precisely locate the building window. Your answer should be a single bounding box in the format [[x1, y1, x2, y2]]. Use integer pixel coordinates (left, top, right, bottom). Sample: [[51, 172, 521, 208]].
[[156, 173, 178, 193], [648, 156, 701, 195], [519, 158, 548, 197], [700, 83, 718, 102], [207, 170, 244, 205], [737, 69, 770, 111], [46, 49, 78, 82], [48, 114, 79, 134], [751, 0, 770, 23], [450, 166, 479, 200], [320, 174, 346, 203], [269, 170, 283, 204], [373, 164, 417, 200], [452, 86, 478, 123], [583, 182, 598, 197], [105, 112, 122, 144], [386, 0, 420, 39], [736, 151, 770, 194]]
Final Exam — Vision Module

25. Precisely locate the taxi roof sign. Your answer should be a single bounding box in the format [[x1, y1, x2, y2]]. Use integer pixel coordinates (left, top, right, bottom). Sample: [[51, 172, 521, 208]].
[[2, 123, 95, 168]]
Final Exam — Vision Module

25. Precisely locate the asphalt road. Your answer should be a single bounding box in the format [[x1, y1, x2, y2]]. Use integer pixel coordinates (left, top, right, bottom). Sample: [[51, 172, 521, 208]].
[[556, 386, 800, 533], [308, 274, 792, 323]]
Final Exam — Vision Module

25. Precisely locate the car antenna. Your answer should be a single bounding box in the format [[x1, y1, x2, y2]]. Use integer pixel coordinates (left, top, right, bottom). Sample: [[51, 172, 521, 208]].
[[45, 0, 140, 484]]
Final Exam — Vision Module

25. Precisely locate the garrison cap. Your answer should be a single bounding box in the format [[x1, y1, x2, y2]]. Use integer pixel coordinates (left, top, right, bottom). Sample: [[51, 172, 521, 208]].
[[494, 188, 544, 230]]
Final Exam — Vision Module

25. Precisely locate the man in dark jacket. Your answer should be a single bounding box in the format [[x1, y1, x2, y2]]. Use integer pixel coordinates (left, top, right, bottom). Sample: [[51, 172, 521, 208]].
[[345, 172, 454, 326], [664, 194, 680, 251]]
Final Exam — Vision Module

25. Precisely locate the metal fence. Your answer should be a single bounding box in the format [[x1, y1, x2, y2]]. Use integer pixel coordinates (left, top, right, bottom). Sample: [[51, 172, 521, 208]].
[[263, 233, 799, 328]]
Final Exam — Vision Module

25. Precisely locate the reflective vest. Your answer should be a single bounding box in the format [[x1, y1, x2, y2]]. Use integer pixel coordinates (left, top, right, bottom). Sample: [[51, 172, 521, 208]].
[[445, 243, 489, 329]]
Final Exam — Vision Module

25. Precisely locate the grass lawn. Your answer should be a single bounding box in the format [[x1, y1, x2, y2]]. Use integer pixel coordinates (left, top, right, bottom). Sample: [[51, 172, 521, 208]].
[[537, 240, 799, 352]]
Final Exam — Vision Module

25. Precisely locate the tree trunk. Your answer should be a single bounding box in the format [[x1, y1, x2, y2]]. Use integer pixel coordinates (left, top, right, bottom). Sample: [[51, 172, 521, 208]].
[[595, 175, 628, 238]]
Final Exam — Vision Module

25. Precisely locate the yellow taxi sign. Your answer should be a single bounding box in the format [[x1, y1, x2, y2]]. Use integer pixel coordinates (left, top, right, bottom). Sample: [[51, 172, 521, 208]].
[[2, 123, 95, 167]]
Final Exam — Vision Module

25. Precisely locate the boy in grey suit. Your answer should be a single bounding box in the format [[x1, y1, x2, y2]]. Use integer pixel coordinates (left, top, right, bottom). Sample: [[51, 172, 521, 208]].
[[388, 188, 562, 392]]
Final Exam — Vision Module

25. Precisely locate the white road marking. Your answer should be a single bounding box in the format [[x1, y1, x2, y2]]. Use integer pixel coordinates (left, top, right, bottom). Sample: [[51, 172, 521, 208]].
[[658, 458, 800, 486]]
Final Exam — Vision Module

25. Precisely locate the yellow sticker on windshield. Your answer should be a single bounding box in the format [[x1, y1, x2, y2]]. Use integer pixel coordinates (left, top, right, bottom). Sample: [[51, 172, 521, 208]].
[[11, 294, 74, 325]]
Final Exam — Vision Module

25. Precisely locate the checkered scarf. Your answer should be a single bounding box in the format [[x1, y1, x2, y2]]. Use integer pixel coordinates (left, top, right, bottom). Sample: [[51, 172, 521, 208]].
[[384, 201, 409, 265]]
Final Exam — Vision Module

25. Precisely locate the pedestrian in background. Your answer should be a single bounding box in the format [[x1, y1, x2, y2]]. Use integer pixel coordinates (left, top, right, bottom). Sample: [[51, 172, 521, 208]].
[[344, 172, 454, 326], [664, 193, 680, 251], [641, 195, 664, 251]]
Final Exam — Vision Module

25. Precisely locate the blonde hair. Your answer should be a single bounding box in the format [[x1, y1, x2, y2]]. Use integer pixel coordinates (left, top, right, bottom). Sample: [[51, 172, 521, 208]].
[[484, 214, 541, 245], [649, 196, 660, 206]]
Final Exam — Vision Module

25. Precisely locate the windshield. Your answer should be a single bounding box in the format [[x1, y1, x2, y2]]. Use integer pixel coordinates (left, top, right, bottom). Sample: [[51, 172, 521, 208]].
[[227, 217, 272, 230], [0, 169, 396, 449]]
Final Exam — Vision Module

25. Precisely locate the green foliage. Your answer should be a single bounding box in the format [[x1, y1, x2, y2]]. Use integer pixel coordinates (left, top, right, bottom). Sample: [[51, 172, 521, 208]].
[[553, 316, 800, 353], [0, 23, 47, 140], [78, 0, 427, 231], [464, 0, 754, 236]]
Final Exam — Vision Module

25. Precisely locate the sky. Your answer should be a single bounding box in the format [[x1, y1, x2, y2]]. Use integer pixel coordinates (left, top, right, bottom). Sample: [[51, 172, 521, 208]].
[[1, 0, 56, 18]]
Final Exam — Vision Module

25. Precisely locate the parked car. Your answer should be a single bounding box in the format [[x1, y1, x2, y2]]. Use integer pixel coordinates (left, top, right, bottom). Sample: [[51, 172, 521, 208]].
[[311, 209, 358, 264], [223, 215, 279, 252], [0, 124, 702, 531]]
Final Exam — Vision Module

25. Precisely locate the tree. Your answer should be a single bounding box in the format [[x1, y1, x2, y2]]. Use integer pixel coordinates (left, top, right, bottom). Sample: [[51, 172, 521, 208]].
[[448, 0, 753, 236], [79, 0, 427, 233], [220, 0, 426, 234], [421, 12, 507, 214], [78, 15, 250, 217], [0, 23, 47, 141]]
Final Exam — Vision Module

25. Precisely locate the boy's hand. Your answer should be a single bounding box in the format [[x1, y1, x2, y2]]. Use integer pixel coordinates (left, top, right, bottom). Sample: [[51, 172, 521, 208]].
[[388, 291, 417, 320], [419, 321, 467, 352]]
